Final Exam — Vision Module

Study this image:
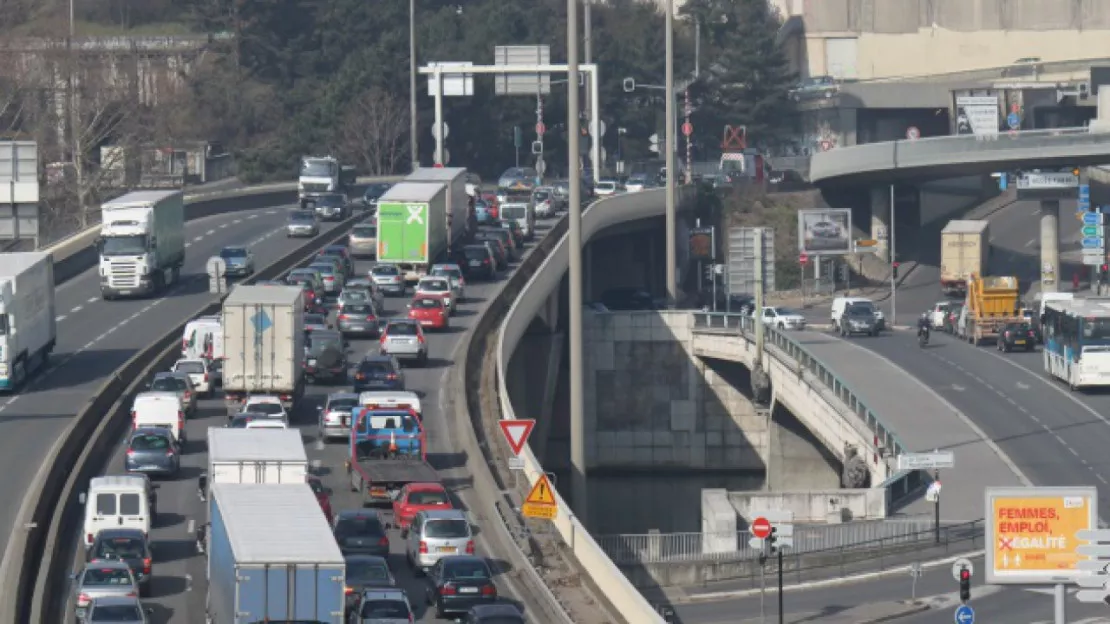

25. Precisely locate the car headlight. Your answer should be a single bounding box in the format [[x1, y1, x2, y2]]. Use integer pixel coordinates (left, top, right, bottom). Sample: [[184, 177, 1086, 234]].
[[308, 358, 317, 365]]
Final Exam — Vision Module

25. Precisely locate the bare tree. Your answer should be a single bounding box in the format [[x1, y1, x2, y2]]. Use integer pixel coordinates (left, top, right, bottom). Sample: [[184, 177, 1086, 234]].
[[338, 88, 409, 176]]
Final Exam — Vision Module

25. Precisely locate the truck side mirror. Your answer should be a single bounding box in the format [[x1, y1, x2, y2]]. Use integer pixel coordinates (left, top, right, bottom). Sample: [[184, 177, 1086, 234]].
[[197, 472, 208, 494], [78, 492, 86, 505]]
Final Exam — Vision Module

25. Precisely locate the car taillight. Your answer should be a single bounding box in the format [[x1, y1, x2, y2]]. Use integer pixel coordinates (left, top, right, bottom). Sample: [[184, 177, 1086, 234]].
[[130, 410, 136, 427], [77, 593, 91, 607], [166, 448, 175, 456], [183, 391, 191, 401], [1028, 331, 1035, 337], [417, 333, 426, 344], [86, 533, 93, 544], [466, 540, 475, 554], [386, 373, 398, 380], [380, 335, 387, 346], [481, 584, 497, 597], [366, 315, 376, 322], [419, 541, 428, 554], [483, 258, 490, 264], [338, 314, 350, 320], [440, 583, 457, 596], [325, 276, 335, 281], [344, 585, 354, 595], [280, 394, 292, 402], [378, 536, 389, 547], [356, 373, 366, 380], [203, 373, 209, 383], [178, 411, 185, 428], [143, 558, 152, 574], [126, 449, 136, 457]]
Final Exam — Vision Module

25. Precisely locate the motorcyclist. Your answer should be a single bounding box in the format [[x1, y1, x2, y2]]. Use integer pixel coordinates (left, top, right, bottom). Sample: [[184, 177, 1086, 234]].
[[917, 313, 931, 335]]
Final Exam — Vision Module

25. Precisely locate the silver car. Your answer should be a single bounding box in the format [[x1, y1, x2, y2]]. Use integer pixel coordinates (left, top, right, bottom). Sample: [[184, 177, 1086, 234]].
[[429, 264, 465, 302], [379, 319, 428, 367], [349, 222, 378, 259], [338, 287, 375, 310], [370, 264, 406, 297], [309, 261, 346, 294], [218, 246, 255, 276], [405, 509, 474, 573], [317, 391, 359, 442], [286, 210, 319, 237], [72, 560, 140, 621], [350, 587, 414, 623], [347, 278, 386, 310], [83, 595, 152, 623]]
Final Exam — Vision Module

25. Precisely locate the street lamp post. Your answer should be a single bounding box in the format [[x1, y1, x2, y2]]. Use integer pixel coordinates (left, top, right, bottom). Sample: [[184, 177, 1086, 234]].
[[409, 0, 419, 171], [664, 0, 676, 305]]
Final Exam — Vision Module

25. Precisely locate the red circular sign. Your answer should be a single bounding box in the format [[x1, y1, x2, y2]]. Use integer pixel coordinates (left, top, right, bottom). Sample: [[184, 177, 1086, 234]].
[[906, 126, 920, 140], [682, 122, 694, 137], [536, 122, 546, 135], [820, 140, 832, 152], [751, 517, 772, 539], [799, 253, 809, 266]]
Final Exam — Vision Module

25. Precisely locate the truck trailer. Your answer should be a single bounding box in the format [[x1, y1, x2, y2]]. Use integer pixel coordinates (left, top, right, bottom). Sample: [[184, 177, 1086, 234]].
[[376, 182, 449, 283], [940, 220, 990, 297], [207, 483, 345, 623], [97, 190, 185, 299], [221, 284, 305, 413], [405, 166, 473, 246], [0, 252, 56, 390]]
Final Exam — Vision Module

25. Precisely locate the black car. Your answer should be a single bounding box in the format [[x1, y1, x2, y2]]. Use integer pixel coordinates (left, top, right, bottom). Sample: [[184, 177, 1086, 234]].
[[461, 245, 496, 280], [363, 182, 393, 210], [86, 528, 153, 597], [466, 603, 526, 623], [305, 330, 349, 384], [334, 510, 390, 556], [998, 322, 1036, 352], [476, 236, 508, 270], [425, 555, 498, 618], [307, 192, 349, 221], [353, 355, 405, 393], [344, 555, 396, 614], [840, 305, 880, 337]]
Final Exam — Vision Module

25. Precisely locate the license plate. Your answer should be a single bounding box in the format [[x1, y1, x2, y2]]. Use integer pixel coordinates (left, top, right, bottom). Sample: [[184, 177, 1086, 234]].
[[119, 290, 132, 296], [349, 324, 365, 330], [1014, 340, 1026, 344], [459, 587, 479, 594], [140, 465, 160, 471], [437, 546, 457, 553], [469, 260, 480, 266], [421, 321, 433, 326], [370, 487, 387, 497]]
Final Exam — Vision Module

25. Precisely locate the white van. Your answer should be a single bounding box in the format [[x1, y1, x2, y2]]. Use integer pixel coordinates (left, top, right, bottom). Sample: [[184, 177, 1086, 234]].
[[80, 475, 152, 548], [182, 316, 223, 361], [132, 391, 186, 443], [358, 390, 423, 419], [831, 297, 886, 331]]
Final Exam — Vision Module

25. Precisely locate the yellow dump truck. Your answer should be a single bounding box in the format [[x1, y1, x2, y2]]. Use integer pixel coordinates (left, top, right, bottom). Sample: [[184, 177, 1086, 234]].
[[959, 275, 1023, 345]]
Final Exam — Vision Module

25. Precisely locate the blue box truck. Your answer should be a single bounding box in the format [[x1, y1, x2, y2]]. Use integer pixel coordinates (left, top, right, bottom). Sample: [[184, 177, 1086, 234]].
[[207, 482, 345, 623]]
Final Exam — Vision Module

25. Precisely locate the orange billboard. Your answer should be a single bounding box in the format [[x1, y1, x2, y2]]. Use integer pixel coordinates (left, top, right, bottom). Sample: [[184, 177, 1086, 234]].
[[985, 486, 1098, 584]]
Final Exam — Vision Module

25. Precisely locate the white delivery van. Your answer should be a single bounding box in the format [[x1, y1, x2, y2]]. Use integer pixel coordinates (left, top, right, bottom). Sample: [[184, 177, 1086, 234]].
[[131, 391, 186, 443], [80, 475, 152, 547], [182, 316, 224, 361], [357, 390, 423, 419]]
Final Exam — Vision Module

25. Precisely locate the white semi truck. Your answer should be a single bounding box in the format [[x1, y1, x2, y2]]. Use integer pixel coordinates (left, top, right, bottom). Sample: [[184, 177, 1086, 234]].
[[221, 284, 305, 414], [0, 252, 56, 391], [298, 155, 356, 207], [97, 190, 185, 299]]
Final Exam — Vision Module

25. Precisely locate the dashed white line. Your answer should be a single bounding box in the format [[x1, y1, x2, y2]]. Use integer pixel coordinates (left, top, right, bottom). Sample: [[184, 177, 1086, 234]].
[[86, 297, 97, 303], [1024, 238, 1038, 248], [70, 305, 83, 314], [205, 229, 215, 235], [55, 315, 66, 322], [185, 243, 192, 248], [193, 236, 203, 242], [247, 214, 258, 219], [233, 219, 242, 224], [219, 223, 229, 229], [264, 210, 277, 215]]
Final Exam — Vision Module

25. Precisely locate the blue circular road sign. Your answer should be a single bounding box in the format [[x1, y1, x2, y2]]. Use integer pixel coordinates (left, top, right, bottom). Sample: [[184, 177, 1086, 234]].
[[1007, 113, 1021, 130], [954, 604, 975, 624]]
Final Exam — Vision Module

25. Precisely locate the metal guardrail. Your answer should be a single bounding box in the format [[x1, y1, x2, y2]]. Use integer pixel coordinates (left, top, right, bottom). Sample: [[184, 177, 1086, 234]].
[[848, 56, 1109, 85], [598, 516, 938, 565]]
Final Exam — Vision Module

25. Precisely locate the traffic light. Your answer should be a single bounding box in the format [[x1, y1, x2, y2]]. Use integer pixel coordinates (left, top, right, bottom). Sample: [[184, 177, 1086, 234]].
[[959, 567, 971, 603], [892, 262, 900, 280], [839, 263, 849, 282], [767, 526, 779, 553]]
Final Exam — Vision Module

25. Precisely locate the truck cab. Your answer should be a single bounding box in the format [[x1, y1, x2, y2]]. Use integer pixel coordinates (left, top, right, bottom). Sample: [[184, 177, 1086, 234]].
[[298, 156, 354, 206], [97, 190, 185, 299], [497, 191, 535, 241]]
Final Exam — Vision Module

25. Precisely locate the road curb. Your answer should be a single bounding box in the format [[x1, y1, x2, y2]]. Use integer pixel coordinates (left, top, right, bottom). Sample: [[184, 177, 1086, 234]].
[[858, 602, 932, 623]]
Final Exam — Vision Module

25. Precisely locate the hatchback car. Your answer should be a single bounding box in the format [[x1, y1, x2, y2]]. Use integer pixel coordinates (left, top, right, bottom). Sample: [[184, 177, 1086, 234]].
[[353, 355, 405, 393], [86, 529, 153, 596], [305, 313, 331, 333], [333, 510, 390, 557], [348, 222, 378, 259], [241, 395, 289, 424], [310, 260, 346, 294], [305, 330, 348, 384], [171, 358, 211, 396], [148, 372, 197, 417], [318, 391, 360, 442], [72, 559, 140, 621], [345, 554, 396, 596], [407, 509, 475, 573], [429, 264, 466, 301], [478, 228, 517, 261], [125, 428, 180, 477], [379, 320, 428, 367], [338, 303, 380, 337], [414, 277, 454, 315], [83, 595, 152, 623], [424, 555, 497, 618], [370, 264, 406, 296], [475, 235, 508, 270], [219, 246, 255, 276], [287, 210, 319, 237], [392, 482, 452, 534], [319, 244, 354, 276], [461, 245, 496, 280], [998, 322, 1037, 352], [350, 588, 413, 624], [408, 296, 449, 331]]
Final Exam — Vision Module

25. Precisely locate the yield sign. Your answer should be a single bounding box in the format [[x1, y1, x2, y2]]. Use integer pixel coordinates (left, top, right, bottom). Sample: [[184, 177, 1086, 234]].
[[498, 419, 535, 455]]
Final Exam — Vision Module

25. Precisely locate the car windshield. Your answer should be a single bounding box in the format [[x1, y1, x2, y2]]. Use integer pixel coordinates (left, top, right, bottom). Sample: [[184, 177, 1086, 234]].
[[344, 304, 373, 315], [335, 516, 383, 538], [82, 567, 133, 586], [301, 159, 335, 177], [359, 600, 409, 618], [409, 490, 449, 505], [464, 247, 487, 259], [424, 518, 469, 538], [150, 377, 185, 392], [420, 280, 449, 292], [431, 268, 460, 279], [359, 361, 393, 375], [597, 182, 616, 190], [501, 206, 526, 219], [289, 211, 314, 222], [352, 225, 377, 237], [343, 290, 369, 302], [365, 183, 391, 199], [372, 265, 400, 276], [1007, 323, 1031, 331], [309, 264, 335, 276], [773, 308, 798, 316], [314, 195, 344, 207], [305, 315, 326, 326], [847, 307, 873, 317], [246, 402, 283, 415], [328, 397, 359, 411], [89, 605, 143, 622], [175, 361, 204, 374], [534, 190, 550, 200], [307, 334, 342, 352], [220, 247, 247, 259], [412, 298, 442, 310], [387, 322, 418, 336], [95, 537, 144, 559], [347, 559, 392, 584], [443, 560, 491, 580], [130, 434, 171, 451]]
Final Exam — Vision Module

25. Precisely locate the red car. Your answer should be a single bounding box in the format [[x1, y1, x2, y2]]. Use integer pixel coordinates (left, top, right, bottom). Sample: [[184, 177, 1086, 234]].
[[392, 482, 453, 533], [408, 296, 448, 330], [481, 192, 500, 219], [306, 476, 333, 523]]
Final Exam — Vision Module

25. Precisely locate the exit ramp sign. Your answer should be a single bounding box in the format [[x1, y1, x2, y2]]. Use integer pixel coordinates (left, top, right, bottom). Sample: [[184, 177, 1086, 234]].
[[1016, 172, 1079, 189]]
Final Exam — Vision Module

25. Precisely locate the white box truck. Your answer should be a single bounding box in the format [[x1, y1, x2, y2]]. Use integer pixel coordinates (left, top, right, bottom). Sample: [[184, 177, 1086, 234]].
[[97, 190, 185, 299], [940, 220, 990, 297], [221, 285, 305, 413], [202, 428, 308, 503], [0, 252, 56, 391]]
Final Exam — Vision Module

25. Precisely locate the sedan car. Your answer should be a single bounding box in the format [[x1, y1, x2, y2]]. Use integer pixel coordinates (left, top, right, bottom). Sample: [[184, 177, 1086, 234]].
[[305, 313, 331, 333], [228, 411, 283, 428], [219, 246, 255, 276], [466, 604, 526, 623], [424, 555, 498, 618], [333, 510, 390, 557], [171, 358, 211, 396], [350, 588, 413, 623], [86, 529, 153, 596], [370, 264, 407, 297], [379, 319, 428, 367], [998, 322, 1036, 352], [318, 391, 359, 442], [337, 303, 380, 337], [83, 595, 152, 623], [348, 222, 378, 259], [346, 278, 386, 309], [839, 305, 879, 337], [286, 210, 319, 237], [72, 560, 140, 622], [414, 277, 454, 315], [148, 372, 197, 417], [408, 296, 449, 331], [124, 428, 180, 477], [353, 355, 405, 393]]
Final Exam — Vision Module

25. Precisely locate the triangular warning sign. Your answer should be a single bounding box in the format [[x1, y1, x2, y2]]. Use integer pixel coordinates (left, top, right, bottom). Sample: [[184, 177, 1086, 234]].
[[499, 419, 535, 455], [525, 474, 557, 506]]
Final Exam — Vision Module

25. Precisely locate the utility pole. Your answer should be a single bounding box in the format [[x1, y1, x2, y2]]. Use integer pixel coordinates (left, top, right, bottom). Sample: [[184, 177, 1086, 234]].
[[684, 89, 692, 184], [664, 0, 677, 304], [566, 0, 588, 526], [889, 184, 897, 322], [583, 0, 592, 134], [409, 0, 419, 170], [754, 230, 765, 361]]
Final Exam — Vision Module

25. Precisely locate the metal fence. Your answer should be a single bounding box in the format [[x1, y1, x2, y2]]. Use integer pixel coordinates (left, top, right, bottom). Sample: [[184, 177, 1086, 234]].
[[598, 518, 983, 566]]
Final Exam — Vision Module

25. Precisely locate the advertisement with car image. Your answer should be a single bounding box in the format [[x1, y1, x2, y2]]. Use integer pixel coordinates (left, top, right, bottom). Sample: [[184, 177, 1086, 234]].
[[798, 208, 851, 255]]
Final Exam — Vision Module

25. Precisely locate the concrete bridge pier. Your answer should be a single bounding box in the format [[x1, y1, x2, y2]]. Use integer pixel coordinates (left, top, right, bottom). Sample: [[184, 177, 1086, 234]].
[[1040, 199, 1060, 293], [869, 185, 892, 262]]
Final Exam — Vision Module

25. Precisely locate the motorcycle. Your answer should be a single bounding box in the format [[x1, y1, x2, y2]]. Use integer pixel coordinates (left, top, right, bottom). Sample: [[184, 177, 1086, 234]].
[[918, 327, 930, 347]]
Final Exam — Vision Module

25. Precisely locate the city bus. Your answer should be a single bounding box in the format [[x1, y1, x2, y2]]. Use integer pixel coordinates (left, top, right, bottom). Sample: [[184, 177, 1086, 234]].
[[1042, 298, 1110, 389]]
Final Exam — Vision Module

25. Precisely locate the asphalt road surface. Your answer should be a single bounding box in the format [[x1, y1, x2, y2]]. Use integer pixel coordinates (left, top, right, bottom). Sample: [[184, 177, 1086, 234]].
[[0, 204, 327, 560], [62, 217, 557, 622]]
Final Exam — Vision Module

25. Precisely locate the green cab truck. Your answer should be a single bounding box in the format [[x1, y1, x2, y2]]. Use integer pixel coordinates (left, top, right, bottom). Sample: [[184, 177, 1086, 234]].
[[376, 182, 448, 283]]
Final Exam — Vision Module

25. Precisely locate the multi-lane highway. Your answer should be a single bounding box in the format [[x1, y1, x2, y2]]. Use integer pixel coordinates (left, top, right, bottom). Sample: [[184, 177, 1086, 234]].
[[56, 213, 566, 621], [0, 205, 312, 559]]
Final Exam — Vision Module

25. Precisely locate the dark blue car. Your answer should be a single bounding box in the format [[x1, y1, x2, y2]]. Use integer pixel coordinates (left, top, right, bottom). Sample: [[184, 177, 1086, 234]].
[[353, 355, 405, 392]]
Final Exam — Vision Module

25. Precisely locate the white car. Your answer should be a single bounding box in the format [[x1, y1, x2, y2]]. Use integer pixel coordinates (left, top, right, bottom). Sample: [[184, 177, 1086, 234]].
[[429, 264, 465, 302], [414, 277, 454, 314], [756, 306, 807, 330], [594, 179, 619, 196], [624, 175, 649, 192], [171, 358, 212, 396], [930, 302, 950, 330], [245, 419, 288, 430], [242, 395, 289, 425]]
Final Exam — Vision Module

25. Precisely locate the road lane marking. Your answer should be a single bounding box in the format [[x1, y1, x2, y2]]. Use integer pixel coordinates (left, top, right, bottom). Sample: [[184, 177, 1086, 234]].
[[193, 236, 203, 242], [1025, 238, 1037, 248], [206, 229, 215, 235], [86, 297, 97, 303], [55, 315, 66, 322], [70, 306, 82, 314]]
